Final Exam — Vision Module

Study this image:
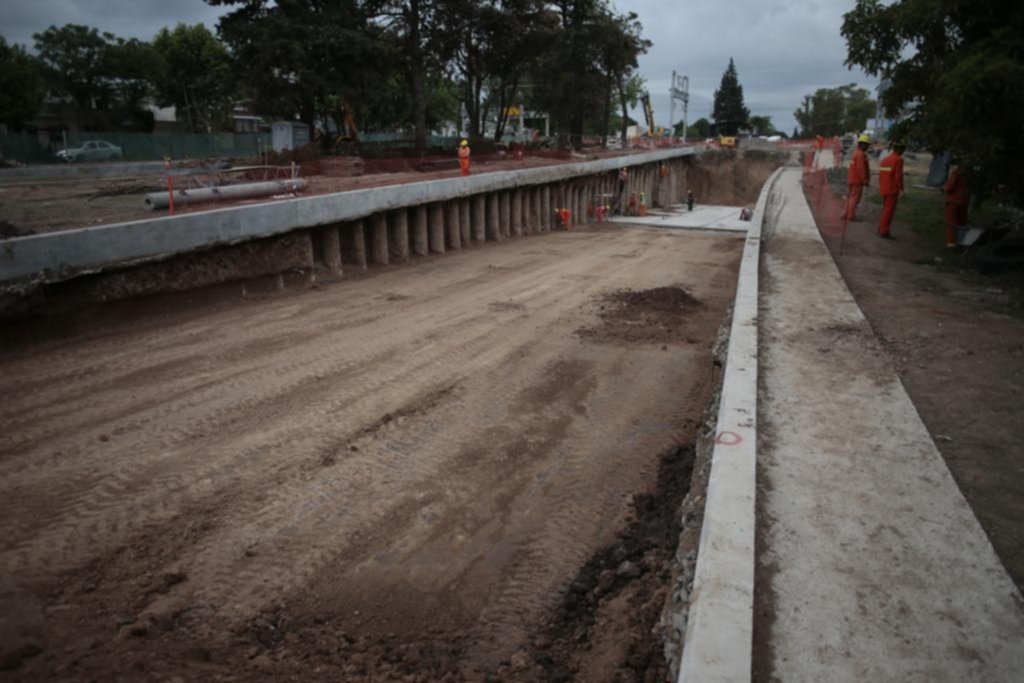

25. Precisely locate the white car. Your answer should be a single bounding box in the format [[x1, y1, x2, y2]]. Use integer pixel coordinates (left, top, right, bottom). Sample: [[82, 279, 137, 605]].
[[57, 140, 125, 162]]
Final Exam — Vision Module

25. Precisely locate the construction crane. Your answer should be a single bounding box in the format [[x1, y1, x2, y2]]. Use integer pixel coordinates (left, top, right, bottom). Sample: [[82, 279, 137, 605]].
[[642, 92, 656, 136]]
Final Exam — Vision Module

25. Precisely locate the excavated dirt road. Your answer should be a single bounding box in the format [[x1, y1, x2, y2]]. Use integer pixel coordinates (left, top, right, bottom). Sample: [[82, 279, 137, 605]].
[[0, 225, 741, 681]]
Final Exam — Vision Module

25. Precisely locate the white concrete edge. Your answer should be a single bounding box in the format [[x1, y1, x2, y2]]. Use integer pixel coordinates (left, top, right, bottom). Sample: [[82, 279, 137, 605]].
[[0, 147, 695, 283], [677, 166, 783, 683]]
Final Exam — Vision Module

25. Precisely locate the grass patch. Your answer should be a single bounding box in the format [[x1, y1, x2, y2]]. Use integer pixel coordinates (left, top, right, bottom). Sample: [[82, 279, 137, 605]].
[[866, 159, 1011, 249], [864, 154, 1024, 312]]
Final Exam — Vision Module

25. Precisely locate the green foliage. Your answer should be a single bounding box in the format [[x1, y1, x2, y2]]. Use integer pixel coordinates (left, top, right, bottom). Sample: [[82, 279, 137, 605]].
[[152, 24, 234, 132], [33, 24, 160, 130], [211, 0, 397, 130], [793, 83, 875, 137], [0, 36, 45, 129], [842, 0, 1024, 203], [749, 115, 776, 136], [674, 117, 710, 139], [527, 1, 650, 148], [33, 24, 115, 108], [712, 58, 748, 135]]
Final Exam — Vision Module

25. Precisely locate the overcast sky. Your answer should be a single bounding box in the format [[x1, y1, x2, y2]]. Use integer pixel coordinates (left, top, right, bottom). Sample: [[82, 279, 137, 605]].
[[0, 0, 877, 134]]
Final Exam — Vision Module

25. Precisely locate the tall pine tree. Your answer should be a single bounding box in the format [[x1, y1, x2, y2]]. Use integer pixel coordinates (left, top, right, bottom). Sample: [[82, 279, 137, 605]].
[[712, 57, 749, 136]]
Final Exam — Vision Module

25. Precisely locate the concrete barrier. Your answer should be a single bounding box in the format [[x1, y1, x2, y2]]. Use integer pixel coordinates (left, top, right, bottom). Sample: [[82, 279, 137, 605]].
[[0, 148, 694, 284], [677, 167, 783, 682]]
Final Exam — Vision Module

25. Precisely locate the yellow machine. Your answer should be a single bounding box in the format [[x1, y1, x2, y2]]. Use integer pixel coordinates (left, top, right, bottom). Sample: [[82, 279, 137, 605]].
[[719, 136, 737, 148], [642, 92, 656, 136]]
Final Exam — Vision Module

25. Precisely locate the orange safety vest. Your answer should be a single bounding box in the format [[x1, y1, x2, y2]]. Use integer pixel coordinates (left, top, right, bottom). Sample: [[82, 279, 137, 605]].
[[847, 148, 870, 186], [943, 168, 970, 205], [878, 152, 904, 196], [458, 146, 470, 159]]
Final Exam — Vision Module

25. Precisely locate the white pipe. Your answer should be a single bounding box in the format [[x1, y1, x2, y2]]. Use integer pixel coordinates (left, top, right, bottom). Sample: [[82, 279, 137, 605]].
[[144, 179, 306, 211]]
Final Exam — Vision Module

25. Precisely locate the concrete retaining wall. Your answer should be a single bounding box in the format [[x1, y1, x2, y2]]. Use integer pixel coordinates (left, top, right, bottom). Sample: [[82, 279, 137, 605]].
[[1, 147, 694, 284]]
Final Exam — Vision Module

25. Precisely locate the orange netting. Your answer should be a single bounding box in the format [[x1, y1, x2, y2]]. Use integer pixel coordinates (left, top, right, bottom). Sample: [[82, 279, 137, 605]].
[[801, 139, 850, 241]]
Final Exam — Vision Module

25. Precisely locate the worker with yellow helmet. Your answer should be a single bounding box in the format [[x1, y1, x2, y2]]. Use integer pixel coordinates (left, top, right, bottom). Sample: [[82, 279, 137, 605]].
[[458, 139, 471, 176], [842, 133, 872, 222]]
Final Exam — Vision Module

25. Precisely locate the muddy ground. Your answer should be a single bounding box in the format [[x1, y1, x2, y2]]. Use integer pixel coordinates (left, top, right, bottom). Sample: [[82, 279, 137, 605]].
[[813, 178, 1024, 595], [0, 225, 743, 681]]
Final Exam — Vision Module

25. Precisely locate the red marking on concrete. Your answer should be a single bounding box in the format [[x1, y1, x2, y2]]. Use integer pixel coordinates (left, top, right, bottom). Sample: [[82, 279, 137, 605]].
[[716, 431, 743, 446]]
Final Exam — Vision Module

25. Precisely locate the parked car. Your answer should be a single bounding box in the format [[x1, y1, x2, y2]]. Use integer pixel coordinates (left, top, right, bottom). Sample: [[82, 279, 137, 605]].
[[57, 140, 124, 162]]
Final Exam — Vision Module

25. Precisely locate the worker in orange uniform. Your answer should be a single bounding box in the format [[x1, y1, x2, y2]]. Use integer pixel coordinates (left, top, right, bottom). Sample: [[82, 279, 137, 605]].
[[841, 134, 871, 221], [877, 142, 906, 240], [943, 160, 970, 248], [458, 139, 471, 176]]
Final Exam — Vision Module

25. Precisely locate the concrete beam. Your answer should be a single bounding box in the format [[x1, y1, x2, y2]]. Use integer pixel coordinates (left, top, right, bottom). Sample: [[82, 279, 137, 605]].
[[413, 206, 429, 256], [446, 200, 462, 250], [459, 199, 471, 245], [472, 196, 486, 243], [321, 224, 342, 274], [349, 220, 367, 271], [536, 188, 544, 233], [542, 186, 552, 231], [429, 203, 445, 254], [389, 209, 409, 263], [371, 213, 389, 266], [511, 190, 523, 237], [487, 194, 501, 241], [678, 168, 783, 683], [499, 192, 511, 238]]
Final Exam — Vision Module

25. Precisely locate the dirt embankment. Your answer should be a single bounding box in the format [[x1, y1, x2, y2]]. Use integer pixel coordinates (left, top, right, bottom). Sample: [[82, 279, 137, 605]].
[[0, 226, 743, 681], [680, 149, 787, 207]]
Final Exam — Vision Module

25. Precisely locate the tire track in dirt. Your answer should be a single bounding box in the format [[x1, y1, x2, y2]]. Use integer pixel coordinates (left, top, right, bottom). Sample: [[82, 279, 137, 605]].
[[0, 227, 742, 681]]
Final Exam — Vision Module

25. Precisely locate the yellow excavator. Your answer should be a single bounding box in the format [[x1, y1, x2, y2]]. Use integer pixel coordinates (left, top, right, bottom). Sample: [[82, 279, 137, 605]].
[[325, 95, 360, 155], [642, 92, 656, 136]]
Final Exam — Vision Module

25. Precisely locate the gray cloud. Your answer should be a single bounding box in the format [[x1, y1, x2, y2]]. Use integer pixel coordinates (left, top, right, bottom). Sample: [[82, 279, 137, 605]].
[[626, 0, 878, 134], [0, 0, 876, 134]]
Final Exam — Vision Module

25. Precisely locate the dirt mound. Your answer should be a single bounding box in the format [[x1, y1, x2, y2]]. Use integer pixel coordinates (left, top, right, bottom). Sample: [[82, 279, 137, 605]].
[[578, 286, 704, 344], [680, 149, 786, 207]]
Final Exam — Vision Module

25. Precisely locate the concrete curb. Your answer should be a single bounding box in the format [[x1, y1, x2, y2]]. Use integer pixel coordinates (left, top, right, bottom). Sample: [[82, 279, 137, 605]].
[[677, 167, 782, 682], [0, 147, 694, 284]]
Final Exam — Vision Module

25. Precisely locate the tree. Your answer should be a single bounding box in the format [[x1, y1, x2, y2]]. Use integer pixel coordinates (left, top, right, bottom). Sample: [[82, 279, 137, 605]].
[[749, 115, 776, 136], [842, 0, 1024, 202], [674, 116, 709, 140], [366, 0, 445, 149], [712, 58, 748, 135], [152, 24, 234, 132], [0, 37, 45, 130], [793, 84, 874, 137], [33, 24, 159, 129], [601, 10, 650, 146], [104, 37, 161, 117], [527, 1, 650, 149], [210, 0, 395, 133], [33, 24, 114, 108], [434, 0, 553, 141]]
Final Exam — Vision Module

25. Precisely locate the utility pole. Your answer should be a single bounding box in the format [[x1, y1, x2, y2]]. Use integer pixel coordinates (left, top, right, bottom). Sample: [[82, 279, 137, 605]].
[[669, 71, 689, 142]]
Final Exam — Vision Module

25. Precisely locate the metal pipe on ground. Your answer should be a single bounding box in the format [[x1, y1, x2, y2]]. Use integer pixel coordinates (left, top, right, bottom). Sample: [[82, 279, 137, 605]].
[[143, 179, 307, 211]]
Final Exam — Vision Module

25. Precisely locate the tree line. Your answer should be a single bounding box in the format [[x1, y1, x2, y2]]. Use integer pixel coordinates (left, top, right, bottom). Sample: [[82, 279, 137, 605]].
[[0, 0, 652, 150]]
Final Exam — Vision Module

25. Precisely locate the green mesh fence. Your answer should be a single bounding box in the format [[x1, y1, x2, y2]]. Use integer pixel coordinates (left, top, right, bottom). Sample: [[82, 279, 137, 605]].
[[0, 132, 53, 164], [0, 131, 272, 164], [64, 132, 271, 162]]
